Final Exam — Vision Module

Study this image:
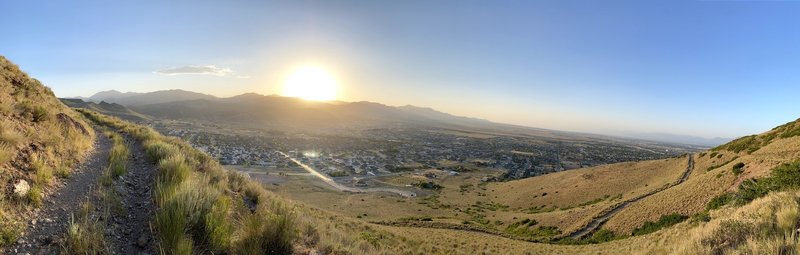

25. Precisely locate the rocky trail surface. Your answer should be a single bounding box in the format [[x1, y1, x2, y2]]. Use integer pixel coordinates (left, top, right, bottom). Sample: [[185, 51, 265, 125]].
[[105, 135, 157, 254]]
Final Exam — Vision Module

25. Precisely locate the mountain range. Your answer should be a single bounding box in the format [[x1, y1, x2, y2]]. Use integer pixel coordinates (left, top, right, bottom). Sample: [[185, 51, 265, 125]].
[[70, 89, 730, 146]]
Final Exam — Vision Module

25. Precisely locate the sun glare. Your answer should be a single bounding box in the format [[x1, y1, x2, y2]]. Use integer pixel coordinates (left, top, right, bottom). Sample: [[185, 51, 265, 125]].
[[282, 66, 338, 101]]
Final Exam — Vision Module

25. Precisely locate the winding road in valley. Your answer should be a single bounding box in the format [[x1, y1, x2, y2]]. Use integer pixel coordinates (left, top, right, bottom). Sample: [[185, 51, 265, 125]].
[[568, 154, 695, 239], [277, 151, 416, 197]]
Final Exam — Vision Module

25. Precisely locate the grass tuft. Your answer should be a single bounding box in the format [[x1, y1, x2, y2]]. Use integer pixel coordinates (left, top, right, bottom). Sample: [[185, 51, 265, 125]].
[[63, 202, 108, 254], [107, 132, 129, 178], [0, 144, 14, 165]]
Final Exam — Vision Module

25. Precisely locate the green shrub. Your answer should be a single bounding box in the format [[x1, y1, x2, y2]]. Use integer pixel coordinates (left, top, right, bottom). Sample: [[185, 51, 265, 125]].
[[631, 213, 688, 236], [504, 218, 561, 238], [717, 135, 762, 153], [588, 229, 620, 243], [779, 122, 800, 139], [706, 156, 740, 172], [412, 181, 443, 190], [690, 211, 711, 223], [707, 161, 797, 210], [707, 193, 733, 210], [328, 170, 349, 177], [732, 162, 745, 175]]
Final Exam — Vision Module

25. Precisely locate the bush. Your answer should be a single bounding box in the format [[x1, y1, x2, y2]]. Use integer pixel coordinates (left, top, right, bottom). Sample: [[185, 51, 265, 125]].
[[707, 193, 733, 210], [732, 162, 745, 175], [631, 213, 688, 236], [690, 211, 711, 223], [588, 229, 620, 243], [716, 135, 762, 153], [709, 161, 800, 210], [413, 181, 443, 190], [328, 170, 349, 177]]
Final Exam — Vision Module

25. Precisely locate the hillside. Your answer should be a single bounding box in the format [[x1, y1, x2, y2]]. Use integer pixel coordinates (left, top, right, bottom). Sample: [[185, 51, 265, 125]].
[[5, 54, 800, 254], [60, 98, 150, 122], [0, 56, 95, 246]]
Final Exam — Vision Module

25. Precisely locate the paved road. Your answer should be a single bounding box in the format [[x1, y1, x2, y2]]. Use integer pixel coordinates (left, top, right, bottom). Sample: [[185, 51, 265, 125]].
[[277, 151, 416, 197], [568, 155, 695, 239]]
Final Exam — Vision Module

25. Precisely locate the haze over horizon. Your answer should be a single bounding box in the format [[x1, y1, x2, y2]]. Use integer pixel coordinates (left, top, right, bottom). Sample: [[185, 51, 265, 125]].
[[3, 1, 800, 139]]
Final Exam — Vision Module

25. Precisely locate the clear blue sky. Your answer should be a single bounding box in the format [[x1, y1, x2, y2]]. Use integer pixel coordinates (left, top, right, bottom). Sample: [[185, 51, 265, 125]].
[[2, 0, 800, 139]]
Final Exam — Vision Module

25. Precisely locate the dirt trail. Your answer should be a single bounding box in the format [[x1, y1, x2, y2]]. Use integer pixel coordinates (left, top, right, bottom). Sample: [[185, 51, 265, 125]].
[[6, 130, 158, 255], [8, 129, 111, 254], [105, 136, 157, 254], [568, 155, 695, 239]]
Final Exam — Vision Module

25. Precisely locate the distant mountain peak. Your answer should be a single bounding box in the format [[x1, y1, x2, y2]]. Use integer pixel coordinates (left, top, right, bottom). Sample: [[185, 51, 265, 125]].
[[88, 89, 217, 106]]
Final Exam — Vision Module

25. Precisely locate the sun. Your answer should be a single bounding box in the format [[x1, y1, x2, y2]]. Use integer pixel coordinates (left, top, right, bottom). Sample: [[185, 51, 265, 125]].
[[282, 66, 338, 101]]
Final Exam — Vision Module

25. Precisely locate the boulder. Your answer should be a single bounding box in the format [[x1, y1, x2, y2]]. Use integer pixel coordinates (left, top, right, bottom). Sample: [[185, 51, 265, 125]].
[[13, 179, 30, 198]]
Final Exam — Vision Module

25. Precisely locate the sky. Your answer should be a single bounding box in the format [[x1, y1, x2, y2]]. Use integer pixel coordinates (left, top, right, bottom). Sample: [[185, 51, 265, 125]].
[[2, 0, 800, 139]]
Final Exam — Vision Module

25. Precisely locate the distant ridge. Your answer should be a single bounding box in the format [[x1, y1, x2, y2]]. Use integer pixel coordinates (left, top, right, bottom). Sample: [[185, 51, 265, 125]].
[[86, 89, 216, 106], [84, 89, 718, 146]]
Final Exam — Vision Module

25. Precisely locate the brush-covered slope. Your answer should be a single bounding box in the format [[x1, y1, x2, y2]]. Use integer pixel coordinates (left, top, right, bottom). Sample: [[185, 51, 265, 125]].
[[480, 156, 688, 233], [0, 56, 95, 245], [600, 118, 800, 235]]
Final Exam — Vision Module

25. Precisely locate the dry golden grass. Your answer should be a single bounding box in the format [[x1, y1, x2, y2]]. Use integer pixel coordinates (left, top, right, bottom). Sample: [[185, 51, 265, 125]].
[[672, 191, 800, 255], [604, 136, 800, 235], [486, 157, 687, 209]]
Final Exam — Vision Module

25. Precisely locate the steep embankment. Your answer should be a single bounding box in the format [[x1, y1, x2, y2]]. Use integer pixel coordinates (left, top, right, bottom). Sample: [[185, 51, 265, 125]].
[[0, 56, 95, 247]]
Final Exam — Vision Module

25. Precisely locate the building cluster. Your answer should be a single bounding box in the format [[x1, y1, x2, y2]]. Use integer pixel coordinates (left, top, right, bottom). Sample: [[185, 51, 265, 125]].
[[156, 125, 691, 180]]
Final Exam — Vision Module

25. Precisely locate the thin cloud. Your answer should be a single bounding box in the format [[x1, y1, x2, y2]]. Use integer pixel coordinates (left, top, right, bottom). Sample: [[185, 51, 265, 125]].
[[154, 65, 234, 76]]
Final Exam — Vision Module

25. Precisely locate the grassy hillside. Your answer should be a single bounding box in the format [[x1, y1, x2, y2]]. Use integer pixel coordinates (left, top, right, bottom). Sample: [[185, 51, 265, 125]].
[[0, 56, 95, 245]]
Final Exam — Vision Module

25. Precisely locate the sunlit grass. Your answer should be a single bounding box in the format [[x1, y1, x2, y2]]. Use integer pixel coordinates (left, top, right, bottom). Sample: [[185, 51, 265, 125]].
[[63, 202, 108, 254]]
